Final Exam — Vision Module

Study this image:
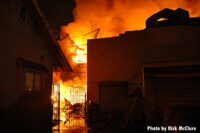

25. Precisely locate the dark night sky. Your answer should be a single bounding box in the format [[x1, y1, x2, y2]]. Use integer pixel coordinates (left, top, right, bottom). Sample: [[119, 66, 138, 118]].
[[38, 0, 76, 30]]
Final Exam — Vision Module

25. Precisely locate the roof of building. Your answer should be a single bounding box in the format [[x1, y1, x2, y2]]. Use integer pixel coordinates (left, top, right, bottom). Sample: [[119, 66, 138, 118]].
[[21, 0, 72, 71]]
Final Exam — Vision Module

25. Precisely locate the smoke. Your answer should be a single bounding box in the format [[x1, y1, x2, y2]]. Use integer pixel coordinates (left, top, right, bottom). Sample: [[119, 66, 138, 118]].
[[155, 0, 200, 17], [184, 0, 200, 16], [54, 0, 200, 106], [61, 0, 200, 38]]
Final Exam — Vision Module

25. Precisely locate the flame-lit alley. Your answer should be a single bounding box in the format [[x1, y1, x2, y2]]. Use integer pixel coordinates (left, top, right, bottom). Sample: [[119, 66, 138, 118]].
[[1, 0, 200, 133]]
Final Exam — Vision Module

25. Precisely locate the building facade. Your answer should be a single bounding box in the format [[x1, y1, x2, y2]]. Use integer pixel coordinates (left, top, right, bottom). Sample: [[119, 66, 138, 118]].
[[0, 0, 71, 132], [87, 9, 200, 128]]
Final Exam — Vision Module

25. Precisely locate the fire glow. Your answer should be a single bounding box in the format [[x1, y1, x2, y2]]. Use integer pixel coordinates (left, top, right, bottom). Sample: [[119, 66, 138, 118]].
[[52, 0, 200, 122], [52, 72, 86, 122]]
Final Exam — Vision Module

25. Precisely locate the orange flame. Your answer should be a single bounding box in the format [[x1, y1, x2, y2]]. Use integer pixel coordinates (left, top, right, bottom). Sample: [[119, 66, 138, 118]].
[[61, 0, 200, 38], [53, 0, 200, 122], [52, 72, 86, 122]]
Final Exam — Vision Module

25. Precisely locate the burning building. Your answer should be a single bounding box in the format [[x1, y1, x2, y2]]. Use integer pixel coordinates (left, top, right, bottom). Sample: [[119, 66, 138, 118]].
[[87, 8, 200, 131], [49, 2, 200, 132]]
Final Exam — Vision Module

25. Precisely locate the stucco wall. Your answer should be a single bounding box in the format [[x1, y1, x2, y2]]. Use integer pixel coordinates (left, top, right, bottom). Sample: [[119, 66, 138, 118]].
[[87, 24, 200, 103]]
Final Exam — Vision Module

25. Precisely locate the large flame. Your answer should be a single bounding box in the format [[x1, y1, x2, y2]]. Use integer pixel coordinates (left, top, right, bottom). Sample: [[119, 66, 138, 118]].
[[52, 72, 86, 122], [61, 0, 200, 39], [52, 0, 200, 122]]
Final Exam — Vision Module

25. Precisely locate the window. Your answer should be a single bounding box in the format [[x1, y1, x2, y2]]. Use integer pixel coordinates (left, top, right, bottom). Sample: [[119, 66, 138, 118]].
[[25, 71, 42, 92], [17, 58, 48, 93], [19, 5, 27, 22]]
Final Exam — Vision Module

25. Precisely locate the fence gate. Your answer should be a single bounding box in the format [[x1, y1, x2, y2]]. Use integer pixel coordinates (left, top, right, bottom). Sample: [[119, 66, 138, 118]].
[[52, 84, 60, 132]]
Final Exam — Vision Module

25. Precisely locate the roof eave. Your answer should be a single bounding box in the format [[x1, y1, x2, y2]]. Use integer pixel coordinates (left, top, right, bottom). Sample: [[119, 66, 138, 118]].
[[31, 0, 72, 72]]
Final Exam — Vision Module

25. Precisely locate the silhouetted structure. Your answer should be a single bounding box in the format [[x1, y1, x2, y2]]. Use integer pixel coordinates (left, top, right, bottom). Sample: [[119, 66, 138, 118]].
[[87, 8, 200, 132], [0, 0, 73, 132]]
